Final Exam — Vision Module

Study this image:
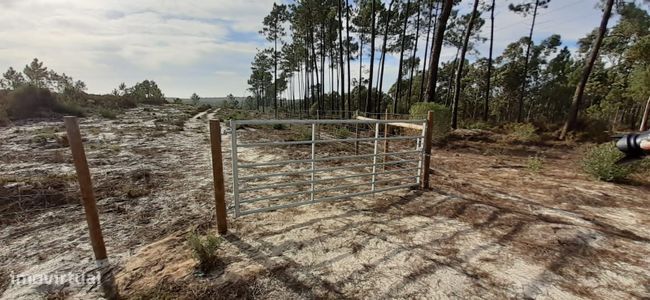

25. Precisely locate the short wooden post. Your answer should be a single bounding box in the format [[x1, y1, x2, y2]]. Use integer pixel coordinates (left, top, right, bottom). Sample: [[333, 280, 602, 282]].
[[382, 109, 389, 171], [64, 116, 117, 300], [209, 120, 228, 234], [420, 111, 434, 189]]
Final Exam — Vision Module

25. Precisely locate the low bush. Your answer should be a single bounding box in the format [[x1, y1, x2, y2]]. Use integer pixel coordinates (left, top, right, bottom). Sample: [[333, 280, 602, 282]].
[[187, 232, 223, 273], [289, 126, 312, 141], [333, 126, 351, 139], [409, 102, 451, 143], [572, 117, 610, 143], [99, 108, 117, 119], [0, 91, 8, 126], [5, 85, 56, 119], [0, 268, 9, 295], [53, 100, 85, 117], [272, 123, 286, 130], [194, 104, 212, 114], [527, 155, 544, 172], [0, 106, 9, 127], [504, 123, 540, 143], [222, 110, 251, 121], [581, 143, 637, 182], [464, 121, 492, 131], [86, 94, 137, 110]]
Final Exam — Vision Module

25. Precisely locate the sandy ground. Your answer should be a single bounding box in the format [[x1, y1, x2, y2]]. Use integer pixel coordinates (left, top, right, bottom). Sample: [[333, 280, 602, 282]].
[[1, 105, 220, 299], [1, 106, 649, 299]]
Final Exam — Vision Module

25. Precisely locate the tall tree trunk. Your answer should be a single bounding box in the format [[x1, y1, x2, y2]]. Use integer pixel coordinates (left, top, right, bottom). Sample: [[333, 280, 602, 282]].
[[274, 33, 278, 118], [359, 29, 364, 113], [291, 74, 295, 114], [424, 0, 453, 103], [419, 0, 436, 103], [321, 26, 326, 112], [560, 0, 614, 139], [640, 96, 650, 131], [484, 0, 495, 121], [407, 0, 422, 102], [378, 0, 395, 112], [338, 0, 346, 118], [517, 0, 539, 123], [394, 0, 411, 114], [310, 27, 319, 111], [451, 0, 480, 129], [346, 0, 352, 115], [366, 0, 377, 114], [330, 30, 335, 113], [446, 47, 460, 106]]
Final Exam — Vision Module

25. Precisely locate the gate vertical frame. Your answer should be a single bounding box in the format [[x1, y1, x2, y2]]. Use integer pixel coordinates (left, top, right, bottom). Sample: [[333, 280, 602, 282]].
[[371, 122, 380, 192], [230, 120, 240, 217], [310, 123, 316, 202]]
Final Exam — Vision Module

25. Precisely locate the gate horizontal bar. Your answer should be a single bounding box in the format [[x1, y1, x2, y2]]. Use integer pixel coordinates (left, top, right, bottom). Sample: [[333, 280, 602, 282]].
[[238, 183, 418, 216], [237, 135, 424, 148], [232, 119, 425, 126], [238, 159, 420, 181], [240, 180, 369, 204], [239, 167, 421, 193], [374, 175, 419, 185], [239, 150, 420, 168]]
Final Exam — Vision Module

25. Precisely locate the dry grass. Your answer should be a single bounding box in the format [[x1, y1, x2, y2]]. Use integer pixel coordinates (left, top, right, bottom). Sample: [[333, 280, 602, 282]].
[[0, 268, 9, 295], [0, 173, 78, 223]]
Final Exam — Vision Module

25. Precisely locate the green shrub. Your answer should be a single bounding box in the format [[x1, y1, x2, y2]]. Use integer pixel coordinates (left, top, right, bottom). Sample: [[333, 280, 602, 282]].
[[99, 108, 117, 119], [187, 232, 223, 273], [527, 155, 544, 172], [504, 123, 540, 143], [290, 127, 312, 141], [582, 143, 637, 182], [6, 85, 55, 118], [272, 123, 286, 130], [87, 94, 137, 109], [409, 102, 451, 142], [53, 100, 85, 117], [333, 126, 351, 139], [0, 106, 8, 127], [573, 117, 610, 142], [464, 121, 492, 130]]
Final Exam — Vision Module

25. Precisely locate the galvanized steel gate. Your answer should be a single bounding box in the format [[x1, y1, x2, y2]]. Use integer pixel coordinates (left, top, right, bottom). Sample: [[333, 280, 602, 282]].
[[227, 118, 427, 217]]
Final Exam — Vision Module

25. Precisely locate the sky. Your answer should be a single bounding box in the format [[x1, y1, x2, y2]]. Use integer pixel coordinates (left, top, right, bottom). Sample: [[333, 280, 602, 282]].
[[0, 0, 644, 98]]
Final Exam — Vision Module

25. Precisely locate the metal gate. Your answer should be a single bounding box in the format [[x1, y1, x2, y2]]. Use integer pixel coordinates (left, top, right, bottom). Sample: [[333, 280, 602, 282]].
[[228, 118, 427, 217]]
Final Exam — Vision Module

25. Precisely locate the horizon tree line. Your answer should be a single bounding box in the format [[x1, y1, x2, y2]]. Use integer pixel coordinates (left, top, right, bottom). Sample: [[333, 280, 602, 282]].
[[249, 0, 648, 134]]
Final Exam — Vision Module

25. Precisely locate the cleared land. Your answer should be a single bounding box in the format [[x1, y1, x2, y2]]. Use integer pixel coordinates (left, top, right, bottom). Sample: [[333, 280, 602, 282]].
[[1, 106, 649, 299]]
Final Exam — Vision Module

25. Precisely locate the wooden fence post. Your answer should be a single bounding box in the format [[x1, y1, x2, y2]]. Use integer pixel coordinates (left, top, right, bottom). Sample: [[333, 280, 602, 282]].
[[209, 120, 228, 234], [420, 111, 434, 189], [64, 116, 117, 300]]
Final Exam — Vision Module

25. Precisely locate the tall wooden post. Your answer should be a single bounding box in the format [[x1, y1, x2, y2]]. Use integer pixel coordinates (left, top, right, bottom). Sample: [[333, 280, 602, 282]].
[[209, 120, 228, 234], [64, 116, 117, 300], [420, 111, 434, 189]]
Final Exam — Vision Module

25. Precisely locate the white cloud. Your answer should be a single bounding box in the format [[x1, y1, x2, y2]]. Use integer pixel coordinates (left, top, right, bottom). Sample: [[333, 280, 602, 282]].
[[0, 0, 640, 98], [0, 0, 274, 96]]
